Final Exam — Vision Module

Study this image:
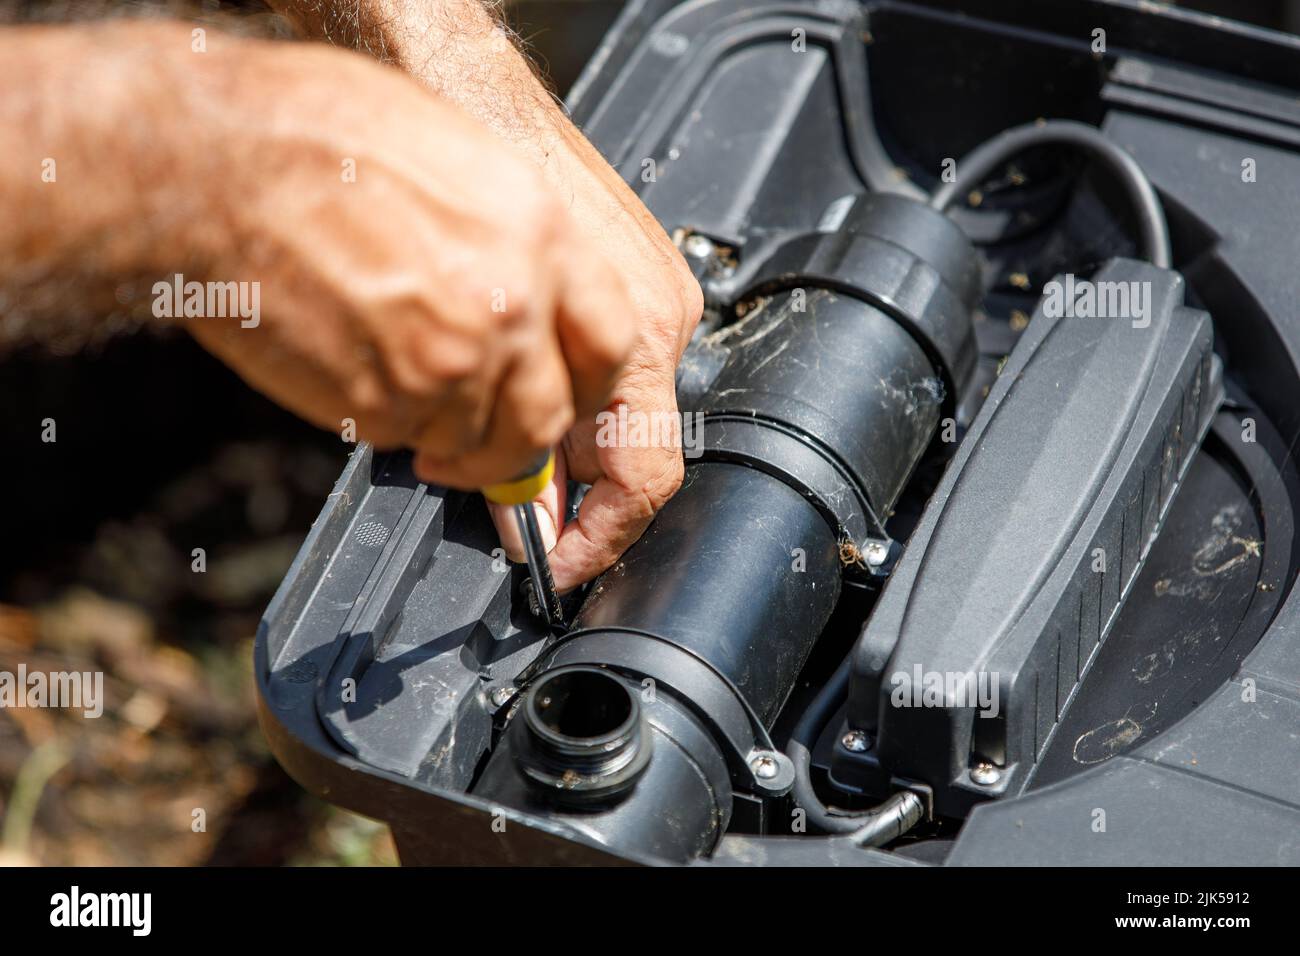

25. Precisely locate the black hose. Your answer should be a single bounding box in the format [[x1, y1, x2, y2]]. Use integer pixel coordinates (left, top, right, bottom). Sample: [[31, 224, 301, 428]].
[[844, 790, 926, 848], [786, 654, 922, 840], [929, 120, 1171, 268]]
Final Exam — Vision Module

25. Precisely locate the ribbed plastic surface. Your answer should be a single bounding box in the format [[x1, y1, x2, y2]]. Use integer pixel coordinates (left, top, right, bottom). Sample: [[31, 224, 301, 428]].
[[851, 259, 1223, 815]]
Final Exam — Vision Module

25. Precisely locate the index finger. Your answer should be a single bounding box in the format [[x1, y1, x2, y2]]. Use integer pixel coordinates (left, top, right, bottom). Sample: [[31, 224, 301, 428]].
[[546, 439, 683, 591]]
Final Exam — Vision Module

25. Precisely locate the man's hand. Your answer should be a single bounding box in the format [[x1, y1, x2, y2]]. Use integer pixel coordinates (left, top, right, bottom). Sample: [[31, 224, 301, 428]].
[[271, 0, 705, 590], [0, 22, 636, 491]]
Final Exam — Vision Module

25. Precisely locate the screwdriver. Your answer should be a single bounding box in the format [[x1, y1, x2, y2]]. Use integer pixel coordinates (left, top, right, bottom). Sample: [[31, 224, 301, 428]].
[[483, 451, 565, 630]]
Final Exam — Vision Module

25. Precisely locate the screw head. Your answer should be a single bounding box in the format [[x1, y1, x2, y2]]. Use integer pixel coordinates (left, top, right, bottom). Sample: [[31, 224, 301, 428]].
[[841, 730, 872, 753], [682, 233, 715, 260], [970, 762, 1001, 786], [750, 754, 780, 780], [488, 686, 514, 708], [863, 541, 890, 567]]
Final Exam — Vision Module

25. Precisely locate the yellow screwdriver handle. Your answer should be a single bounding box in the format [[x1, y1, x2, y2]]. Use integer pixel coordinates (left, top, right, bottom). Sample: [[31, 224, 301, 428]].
[[482, 451, 555, 506]]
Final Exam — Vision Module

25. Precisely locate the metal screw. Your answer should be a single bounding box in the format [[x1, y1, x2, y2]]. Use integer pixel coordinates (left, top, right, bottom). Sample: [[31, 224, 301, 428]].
[[682, 233, 715, 260], [841, 730, 871, 753], [488, 686, 514, 708], [970, 762, 1001, 786], [863, 540, 890, 567], [750, 754, 780, 780]]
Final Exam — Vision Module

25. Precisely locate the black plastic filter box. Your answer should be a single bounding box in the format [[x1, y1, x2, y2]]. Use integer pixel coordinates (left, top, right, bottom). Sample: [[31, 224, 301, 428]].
[[257, 0, 1300, 865]]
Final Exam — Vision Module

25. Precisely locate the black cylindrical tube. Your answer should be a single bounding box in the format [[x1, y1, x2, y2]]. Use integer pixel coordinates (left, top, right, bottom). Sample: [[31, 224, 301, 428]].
[[573, 462, 843, 724], [473, 667, 730, 863], [472, 195, 979, 861], [700, 288, 944, 524]]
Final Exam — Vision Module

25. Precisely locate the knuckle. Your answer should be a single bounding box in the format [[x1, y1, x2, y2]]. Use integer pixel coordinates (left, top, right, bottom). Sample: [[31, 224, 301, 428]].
[[633, 450, 684, 517], [466, 264, 539, 334], [640, 277, 703, 346], [526, 403, 574, 450], [682, 290, 704, 338], [589, 315, 638, 371], [390, 331, 482, 400], [344, 370, 395, 425], [677, 272, 704, 322]]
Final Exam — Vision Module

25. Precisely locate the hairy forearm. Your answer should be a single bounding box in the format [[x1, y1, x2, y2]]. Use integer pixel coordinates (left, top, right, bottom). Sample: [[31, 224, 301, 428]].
[[0, 21, 228, 345], [268, 0, 560, 147]]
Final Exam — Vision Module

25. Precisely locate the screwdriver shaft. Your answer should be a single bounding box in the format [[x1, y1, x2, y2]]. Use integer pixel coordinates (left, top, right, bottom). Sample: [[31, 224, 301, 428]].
[[514, 503, 564, 629]]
